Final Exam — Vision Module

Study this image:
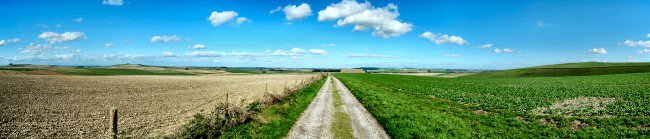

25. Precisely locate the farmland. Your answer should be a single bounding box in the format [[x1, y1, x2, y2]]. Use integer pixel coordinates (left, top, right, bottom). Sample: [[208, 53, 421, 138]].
[[0, 73, 319, 138], [464, 62, 650, 78], [334, 72, 650, 138]]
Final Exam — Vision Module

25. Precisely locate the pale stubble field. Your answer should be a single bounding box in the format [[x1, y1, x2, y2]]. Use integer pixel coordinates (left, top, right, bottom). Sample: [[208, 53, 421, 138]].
[[0, 73, 319, 138]]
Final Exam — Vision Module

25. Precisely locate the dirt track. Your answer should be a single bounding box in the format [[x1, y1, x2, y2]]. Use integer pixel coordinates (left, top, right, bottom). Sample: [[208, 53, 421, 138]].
[[287, 75, 389, 139], [0, 73, 317, 138]]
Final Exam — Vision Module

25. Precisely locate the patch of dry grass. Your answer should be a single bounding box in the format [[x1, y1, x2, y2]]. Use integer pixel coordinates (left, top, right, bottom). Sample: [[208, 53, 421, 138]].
[[532, 96, 616, 117]]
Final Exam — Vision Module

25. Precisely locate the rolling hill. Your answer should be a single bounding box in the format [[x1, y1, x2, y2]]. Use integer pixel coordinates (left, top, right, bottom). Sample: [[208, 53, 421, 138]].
[[462, 62, 650, 78]]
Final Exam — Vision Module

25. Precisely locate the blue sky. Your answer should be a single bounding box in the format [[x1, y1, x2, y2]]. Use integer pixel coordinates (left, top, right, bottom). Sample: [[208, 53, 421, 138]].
[[0, 0, 649, 69]]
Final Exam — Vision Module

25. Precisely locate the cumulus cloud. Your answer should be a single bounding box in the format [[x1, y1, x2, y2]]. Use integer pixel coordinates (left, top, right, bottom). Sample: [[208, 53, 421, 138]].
[[318, 0, 370, 21], [234, 17, 252, 26], [38, 32, 87, 44], [493, 48, 516, 53], [208, 11, 248, 26], [102, 0, 123, 6], [75, 18, 83, 22], [19, 43, 52, 56], [318, 0, 412, 38], [647, 33, 650, 38], [639, 49, 650, 54], [282, 3, 312, 20], [443, 54, 461, 57], [346, 53, 398, 58], [0, 40, 5, 46], [159, 52, 176, 57], [587, 48, 607, 54], [477, 44, 492, 48], [308, 49, 329, 55], [419, 32, 468, 45], [187, 44, 206, 49], [105, 42, 115, 47], [186, 51, 225, 57], [618, 40, 650, 48], [321, 43, 336, 47], [150, 35, 181, 43]]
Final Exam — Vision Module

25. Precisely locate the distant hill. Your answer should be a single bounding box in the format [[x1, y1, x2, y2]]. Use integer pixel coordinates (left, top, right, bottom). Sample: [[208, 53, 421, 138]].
[[462, 62, 650, 78]]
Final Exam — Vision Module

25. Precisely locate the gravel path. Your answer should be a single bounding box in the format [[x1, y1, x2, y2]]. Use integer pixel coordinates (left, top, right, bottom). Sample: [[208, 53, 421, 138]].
[[287, 75, 389, 139]]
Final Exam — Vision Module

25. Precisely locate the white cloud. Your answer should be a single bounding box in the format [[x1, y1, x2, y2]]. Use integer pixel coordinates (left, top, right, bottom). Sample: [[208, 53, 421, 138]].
[[318, 0, 370, 21], [477, 44, 492, 48], [628, 56, 639, 62], [291, 48, 306, 53], [0, 40, 5, 46], [647, 33, 649, 38], [443, 54, 461, 57], [20, 43, 52, 56], [102, 0, 123, 6], [419, 31, 468, 45], [234, 17, 252, 26], [159, 52, 176, 57], [618, 40, 650, 48], [208, 11, 239, 26], [272, 48, 307, 56], [75, 17, 83, 22], [187, 44, 206, 49], [282, 3, 312, 20], [319, 0, 412, 38], [537, 20, 553, 27], [38, 32, 87, 44], [639, 49, 650, 54], [55, 24, 62, 28], [291, 56, 306, 60], [7, 38, 20, 43], [493, 48, 516, 53], [321, 43, 336, 47], [308, 49, 329, 55], [186, 51, 225, 57], [102, 54, 147, 60], [346, 53, 398, 58], [150, 35, 181, 43], [587, 48, 607, 54], [73, 49, 82, 53], [229, 52, 265, 57], [269, 6, 282, 14], [105, 42, 115, 47], [265, 49, 272, 53]]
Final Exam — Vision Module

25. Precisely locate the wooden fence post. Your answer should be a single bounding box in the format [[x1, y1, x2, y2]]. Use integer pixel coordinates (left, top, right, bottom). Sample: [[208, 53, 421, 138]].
[[110, 107, 118, 139]]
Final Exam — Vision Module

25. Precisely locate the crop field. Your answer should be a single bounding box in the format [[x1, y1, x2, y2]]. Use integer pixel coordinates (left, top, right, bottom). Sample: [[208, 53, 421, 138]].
[[0, 73, 318, 138], [334, 73, 650, 138]]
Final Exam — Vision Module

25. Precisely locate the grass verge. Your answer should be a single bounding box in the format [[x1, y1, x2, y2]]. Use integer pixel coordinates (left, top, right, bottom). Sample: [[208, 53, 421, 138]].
[[177, 75, 326, 138]]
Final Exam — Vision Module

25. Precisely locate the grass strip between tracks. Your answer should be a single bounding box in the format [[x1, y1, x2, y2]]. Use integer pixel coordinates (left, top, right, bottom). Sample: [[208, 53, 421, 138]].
[[330, 79, 355, 139]]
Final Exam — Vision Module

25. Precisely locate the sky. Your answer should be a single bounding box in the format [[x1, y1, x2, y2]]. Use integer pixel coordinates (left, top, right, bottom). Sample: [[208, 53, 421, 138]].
[[0, 0, 649, 69]]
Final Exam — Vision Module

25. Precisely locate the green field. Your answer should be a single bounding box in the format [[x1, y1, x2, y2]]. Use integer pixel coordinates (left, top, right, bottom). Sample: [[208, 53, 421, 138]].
[[334, 73, 650, 138], [464, 62, 650, 78]]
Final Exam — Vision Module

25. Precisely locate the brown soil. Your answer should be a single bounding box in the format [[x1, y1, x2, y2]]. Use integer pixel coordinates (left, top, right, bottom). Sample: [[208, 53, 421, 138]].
[[0, 74, 317, 138]]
